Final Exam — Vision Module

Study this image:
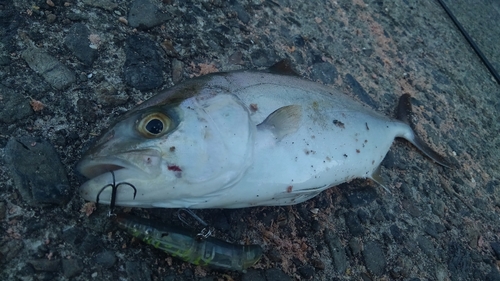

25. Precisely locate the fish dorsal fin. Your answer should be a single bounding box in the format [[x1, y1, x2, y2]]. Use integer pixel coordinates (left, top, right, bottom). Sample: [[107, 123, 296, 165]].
[[370, 165, 391, 193], [257, 105, 302, 141], [396, 94, 451, 167], [268, 59, 300, 76]]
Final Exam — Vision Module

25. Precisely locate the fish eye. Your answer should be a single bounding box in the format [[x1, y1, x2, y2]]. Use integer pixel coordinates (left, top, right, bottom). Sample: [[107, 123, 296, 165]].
[[137, 112, 171, 138]]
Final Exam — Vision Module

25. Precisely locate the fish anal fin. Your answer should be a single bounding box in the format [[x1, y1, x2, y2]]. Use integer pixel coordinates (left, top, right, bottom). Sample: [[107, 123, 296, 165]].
[[370, 165, 391, 193], [268, 59, 300, 76], [257, 105, 302, 141]]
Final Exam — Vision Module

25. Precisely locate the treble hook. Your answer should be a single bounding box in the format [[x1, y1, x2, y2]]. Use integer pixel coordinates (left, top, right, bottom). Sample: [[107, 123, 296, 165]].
[[177, 208, 213, 240], [96, 170, 137, 216]]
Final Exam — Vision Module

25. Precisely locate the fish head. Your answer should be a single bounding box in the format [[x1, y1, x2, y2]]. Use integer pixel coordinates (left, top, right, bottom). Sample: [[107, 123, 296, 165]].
[[77, 91, 254, 208]]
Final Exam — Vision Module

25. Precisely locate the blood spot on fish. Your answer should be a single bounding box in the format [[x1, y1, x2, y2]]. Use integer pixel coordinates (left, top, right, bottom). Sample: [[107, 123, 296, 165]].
[[343, 154, 348, 158], [169, 146, 176, 152], [250, 103, 258, 112], [168, 165, 182, 178], [168, 165, 182, 172], [287, 185, 293, 193], [333, 120, 345, 129], [356, 149, 360, 153]]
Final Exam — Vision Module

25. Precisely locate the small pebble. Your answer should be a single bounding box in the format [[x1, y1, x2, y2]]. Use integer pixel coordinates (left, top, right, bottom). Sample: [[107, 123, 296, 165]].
[[46, 13, 56, 23]]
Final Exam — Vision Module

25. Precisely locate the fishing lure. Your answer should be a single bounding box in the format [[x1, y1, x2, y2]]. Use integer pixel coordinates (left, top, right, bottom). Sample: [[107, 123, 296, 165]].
[[114, 213, 263, 271]]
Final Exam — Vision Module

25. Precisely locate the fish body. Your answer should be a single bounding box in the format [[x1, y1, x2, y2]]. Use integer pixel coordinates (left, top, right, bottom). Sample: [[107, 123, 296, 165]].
[[114, 213, 263, 271], [78, 65, 446, 208]]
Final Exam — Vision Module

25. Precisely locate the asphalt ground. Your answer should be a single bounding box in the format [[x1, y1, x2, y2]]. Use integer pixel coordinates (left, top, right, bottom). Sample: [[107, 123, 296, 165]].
[[1, 0, 500, 280]]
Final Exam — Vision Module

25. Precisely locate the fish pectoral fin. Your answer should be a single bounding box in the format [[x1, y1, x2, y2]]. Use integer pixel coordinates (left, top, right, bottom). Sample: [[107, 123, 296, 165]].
[[370, 165, 391, 193], [257, 105, 302, 141]]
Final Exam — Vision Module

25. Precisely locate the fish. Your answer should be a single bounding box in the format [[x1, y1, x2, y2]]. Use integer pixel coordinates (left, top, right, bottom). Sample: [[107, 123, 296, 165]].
[[77, 60, 449, 209], [114, 213, 263, 271]]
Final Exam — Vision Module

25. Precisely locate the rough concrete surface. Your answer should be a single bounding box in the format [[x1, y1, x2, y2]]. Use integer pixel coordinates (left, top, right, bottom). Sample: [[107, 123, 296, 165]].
[[1, 0, 499, 280]]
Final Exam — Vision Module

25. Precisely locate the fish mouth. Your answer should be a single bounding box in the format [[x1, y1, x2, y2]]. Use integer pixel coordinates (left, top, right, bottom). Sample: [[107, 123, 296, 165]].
[[77, 149, 162, 205], [77, 158, 132, 179], [76, 149, 162, 179], [77, 163, 125, 179]]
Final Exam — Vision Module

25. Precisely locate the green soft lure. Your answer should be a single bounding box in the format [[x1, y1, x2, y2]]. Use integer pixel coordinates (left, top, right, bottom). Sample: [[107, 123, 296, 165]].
[[114, 213, 263, 271]]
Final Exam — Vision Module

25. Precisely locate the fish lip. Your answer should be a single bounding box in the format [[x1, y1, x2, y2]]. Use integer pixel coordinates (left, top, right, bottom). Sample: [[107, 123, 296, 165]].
[[76, 148, 162, 179], [76, 157, 131, 179]]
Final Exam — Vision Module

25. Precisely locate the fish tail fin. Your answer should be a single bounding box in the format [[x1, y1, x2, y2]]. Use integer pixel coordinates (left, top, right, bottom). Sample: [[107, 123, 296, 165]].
[[396, 94, 451, 168]]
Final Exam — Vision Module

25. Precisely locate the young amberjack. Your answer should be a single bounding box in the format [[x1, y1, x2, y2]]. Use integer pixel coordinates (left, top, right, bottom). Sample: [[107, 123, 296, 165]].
[[77, 61, 448, 208]]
